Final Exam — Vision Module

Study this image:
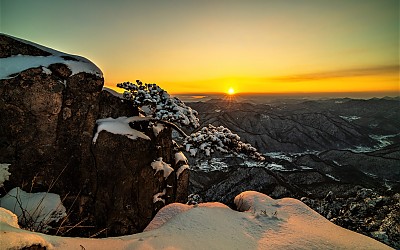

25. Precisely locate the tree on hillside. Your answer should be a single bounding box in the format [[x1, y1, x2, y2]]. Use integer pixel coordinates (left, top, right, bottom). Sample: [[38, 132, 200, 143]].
[[117, 80, 264, 161]]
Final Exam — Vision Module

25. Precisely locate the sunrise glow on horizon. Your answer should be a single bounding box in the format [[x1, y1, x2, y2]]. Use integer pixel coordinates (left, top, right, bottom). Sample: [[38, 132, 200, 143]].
[[2, 0, 399, 96]]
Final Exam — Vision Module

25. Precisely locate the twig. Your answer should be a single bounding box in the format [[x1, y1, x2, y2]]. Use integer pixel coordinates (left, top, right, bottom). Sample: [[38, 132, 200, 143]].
[[89, 227, 108, 238]]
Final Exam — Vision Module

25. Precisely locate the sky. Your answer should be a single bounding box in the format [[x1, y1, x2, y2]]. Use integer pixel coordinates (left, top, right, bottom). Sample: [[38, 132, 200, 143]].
[[1, 0, 399, 95]]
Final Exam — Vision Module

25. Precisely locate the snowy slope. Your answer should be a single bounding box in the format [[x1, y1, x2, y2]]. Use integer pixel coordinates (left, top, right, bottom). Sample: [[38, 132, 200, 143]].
[[0, 191, 390, 250]]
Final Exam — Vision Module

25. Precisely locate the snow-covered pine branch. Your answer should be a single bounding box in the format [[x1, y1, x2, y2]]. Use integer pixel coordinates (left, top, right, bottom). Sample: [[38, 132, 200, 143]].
[[183, 124, 265, 161], [116, 81, 263, 160], [117, 80, 199, 128]]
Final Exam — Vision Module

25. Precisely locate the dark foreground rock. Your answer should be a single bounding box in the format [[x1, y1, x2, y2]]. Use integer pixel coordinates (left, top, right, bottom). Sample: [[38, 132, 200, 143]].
[[0, 34, 188, 237]]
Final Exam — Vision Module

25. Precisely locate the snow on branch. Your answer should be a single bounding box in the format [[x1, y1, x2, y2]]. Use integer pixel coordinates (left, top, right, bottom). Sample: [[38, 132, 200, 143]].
[[183, 124, 265, 161], [117, 80, 199, 128]]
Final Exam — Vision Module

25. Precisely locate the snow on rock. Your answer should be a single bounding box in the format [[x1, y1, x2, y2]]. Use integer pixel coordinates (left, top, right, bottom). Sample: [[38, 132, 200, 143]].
[[174, 151, 188, 164], [0, 163, 11, 187], [0, 191, 390, 250], [152, 123, 165, 136], [0, 34, 103, 79], [151, 157, 174, 178], [117, 80, 200, 128], [93, 116, 151, 143], [0, 187, 66, 232], [153, 189, 166, 204], [184, 124, 265, 160], [176, 164, 190, 179]]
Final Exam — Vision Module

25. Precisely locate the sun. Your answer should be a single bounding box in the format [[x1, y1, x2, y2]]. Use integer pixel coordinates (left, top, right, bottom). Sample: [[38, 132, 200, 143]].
[[227, 87, 235, 95]]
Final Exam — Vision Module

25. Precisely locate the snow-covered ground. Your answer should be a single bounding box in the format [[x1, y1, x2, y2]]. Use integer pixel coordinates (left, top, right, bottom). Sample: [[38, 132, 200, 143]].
[[0, 191, 390, 249], [339, 115, 361, 122], [266, 163, 288, 171], [0, 188, 66, 233], [352, 133, 398, 153], [264, 152, 293, 162], [196, 158, 230, 172]]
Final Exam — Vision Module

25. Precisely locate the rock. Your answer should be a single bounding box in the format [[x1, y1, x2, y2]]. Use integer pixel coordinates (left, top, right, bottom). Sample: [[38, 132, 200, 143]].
[[0, 34, 188, 237], [301, 189, 400, 249], [91, 124, 177, 236], [198, 167, 281, 205], [0, 35, 51, 58], [20, 245, 47, 250], [98, 89, 138, 118]]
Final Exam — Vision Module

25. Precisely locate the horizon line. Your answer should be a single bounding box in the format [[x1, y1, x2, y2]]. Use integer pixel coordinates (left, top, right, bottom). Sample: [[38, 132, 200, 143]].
[[171, 90, 400, 96]]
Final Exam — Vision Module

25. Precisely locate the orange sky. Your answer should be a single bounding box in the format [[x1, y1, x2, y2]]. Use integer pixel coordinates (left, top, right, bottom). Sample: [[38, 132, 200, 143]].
[[2, 0, 399, 95]]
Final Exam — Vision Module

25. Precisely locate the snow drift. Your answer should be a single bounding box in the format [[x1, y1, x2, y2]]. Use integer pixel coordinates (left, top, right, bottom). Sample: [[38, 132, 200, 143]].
[[0, 191, 390, 249]]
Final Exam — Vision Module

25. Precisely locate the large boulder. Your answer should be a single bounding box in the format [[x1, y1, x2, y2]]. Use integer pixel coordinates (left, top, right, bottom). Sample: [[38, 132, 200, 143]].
[[0, 34, 188, 236]]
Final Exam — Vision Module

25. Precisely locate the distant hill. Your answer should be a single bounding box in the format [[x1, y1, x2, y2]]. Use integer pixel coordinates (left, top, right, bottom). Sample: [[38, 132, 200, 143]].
[[188, 97, 400, 153]]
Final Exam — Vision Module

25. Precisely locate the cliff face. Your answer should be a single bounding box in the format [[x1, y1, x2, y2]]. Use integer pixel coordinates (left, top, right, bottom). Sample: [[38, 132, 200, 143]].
[[0, 34, 188, 236]]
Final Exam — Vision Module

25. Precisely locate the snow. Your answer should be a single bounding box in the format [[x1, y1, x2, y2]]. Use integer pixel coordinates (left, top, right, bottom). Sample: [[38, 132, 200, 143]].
[[0, 207, 20, 228], [244, 160, 265, 168], [153, 189, 166, 204], [151, 157, 174, 178], [174, 151, 188, 164], [0, 187, 66, 233], [189, 148, 198, 156], [351, 133, 398, 153], [152, 123, 164, 136], [326, 174, 340, 181], [176, 164, 189, 178], [0, 35, 103, 79], [93, 116, 151, 143], [266, 163, 287, 171], [118, 81, 200, 128], [197, 158, 230, 172], [0, 191, 390, 250], [340, 115, 361, 122], [0, 163, 11, 187], [299, 165, 313, 170], [0, 208, 54, 249], [264, 152, 293, 162], [364, 172, 378, 178], [144, 203, 192, 231], [370, 134, 398, 148], [184, 124, 264, 160], [41, 66, 52, 75]]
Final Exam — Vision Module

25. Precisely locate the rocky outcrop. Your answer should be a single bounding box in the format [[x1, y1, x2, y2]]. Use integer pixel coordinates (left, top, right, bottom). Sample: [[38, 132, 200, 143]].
[[0, 34, 188, 236]]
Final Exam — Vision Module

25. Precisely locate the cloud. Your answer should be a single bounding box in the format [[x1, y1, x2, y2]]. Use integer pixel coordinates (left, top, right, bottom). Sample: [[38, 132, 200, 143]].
[[271, 65, 399, 82]]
